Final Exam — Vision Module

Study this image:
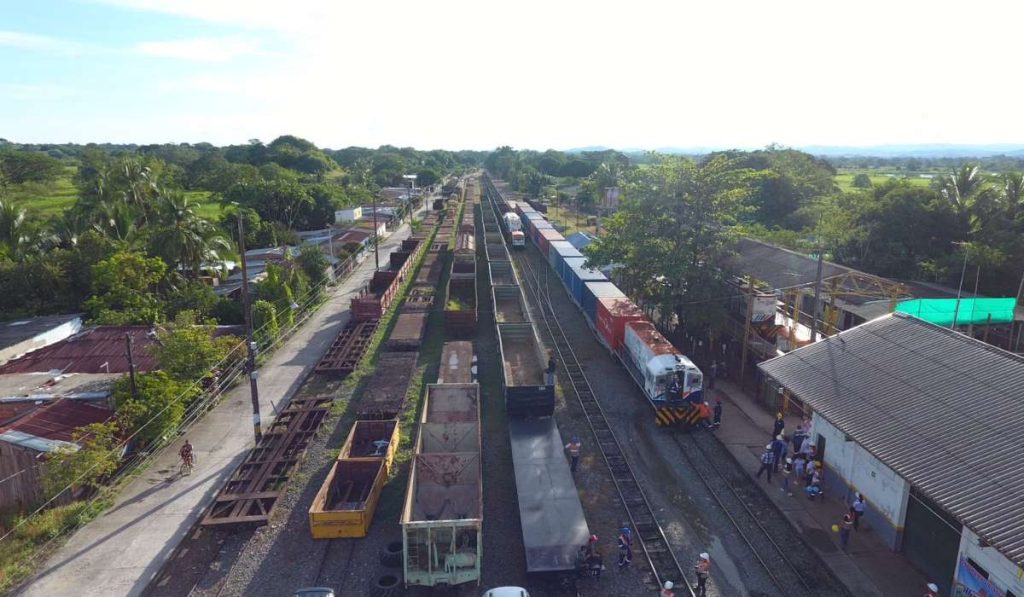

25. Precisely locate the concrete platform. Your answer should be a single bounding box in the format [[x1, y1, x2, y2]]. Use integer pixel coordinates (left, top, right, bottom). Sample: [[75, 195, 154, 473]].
[[708, 378, 932, 597]]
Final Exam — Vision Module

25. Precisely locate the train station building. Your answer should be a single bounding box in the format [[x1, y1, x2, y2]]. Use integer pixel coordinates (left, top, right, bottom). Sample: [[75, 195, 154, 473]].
[[759, 313, 1024, 596]]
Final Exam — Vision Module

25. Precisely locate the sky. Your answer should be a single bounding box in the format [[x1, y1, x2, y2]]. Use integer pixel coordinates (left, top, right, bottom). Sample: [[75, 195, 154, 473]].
[[2, 0, 1023, 151]]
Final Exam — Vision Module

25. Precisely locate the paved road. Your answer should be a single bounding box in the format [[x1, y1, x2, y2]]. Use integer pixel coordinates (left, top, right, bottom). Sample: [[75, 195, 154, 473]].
[[20, 211, 424, 597]]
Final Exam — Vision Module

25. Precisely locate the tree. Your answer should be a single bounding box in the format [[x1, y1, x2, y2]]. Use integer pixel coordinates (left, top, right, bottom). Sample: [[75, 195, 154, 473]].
[[0, 149, 64, 184], [113, 371, 194, 447], [84, 252, 167, 324], [939, 163, 982, 226], [152, 311, 240, 382], [165, 280, 221, 321], [257, 262, 297, 327], [0, 195, 33, 259], [585, 154, 751, 331], [252, 299, 279, 348], [221, 179, 312, 229], [148, 192, 230, 277], [851, 173, 872, 188], [297, 244, 330, 290], [415, 169, 440, 188], [42, 421, 121, 501]]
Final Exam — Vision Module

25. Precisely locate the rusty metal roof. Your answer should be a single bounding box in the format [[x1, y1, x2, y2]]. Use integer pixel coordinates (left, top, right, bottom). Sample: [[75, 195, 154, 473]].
[[0, 399, 114, 450], [0, 326, 160, 374], [759, 312, 1024, 567]]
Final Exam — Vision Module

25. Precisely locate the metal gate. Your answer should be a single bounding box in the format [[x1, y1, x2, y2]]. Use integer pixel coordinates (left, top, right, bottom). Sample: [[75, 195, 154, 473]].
[[902, 487, 961, 595]]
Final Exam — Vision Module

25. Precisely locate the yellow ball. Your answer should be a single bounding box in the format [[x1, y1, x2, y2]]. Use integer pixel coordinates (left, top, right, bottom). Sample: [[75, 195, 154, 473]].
[[831, 524, 840, 532]]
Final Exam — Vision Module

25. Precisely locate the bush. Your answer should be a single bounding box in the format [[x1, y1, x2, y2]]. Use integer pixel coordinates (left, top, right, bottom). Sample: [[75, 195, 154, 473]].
[[112, 372, 195, 448], [252, 299, 279, 348]]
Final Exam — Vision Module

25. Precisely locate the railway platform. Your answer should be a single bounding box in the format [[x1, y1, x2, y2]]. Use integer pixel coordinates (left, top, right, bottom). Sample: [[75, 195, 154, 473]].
[[710, 378, 931, 597]]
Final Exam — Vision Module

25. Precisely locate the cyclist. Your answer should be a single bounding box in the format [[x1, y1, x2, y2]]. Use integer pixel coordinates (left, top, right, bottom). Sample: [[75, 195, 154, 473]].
[[179, 440, 194, 473]]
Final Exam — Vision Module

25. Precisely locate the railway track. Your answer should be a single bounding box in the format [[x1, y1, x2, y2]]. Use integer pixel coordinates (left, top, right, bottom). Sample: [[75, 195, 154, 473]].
[[674, 431, 852, 597], [508, 244, 693, 595]]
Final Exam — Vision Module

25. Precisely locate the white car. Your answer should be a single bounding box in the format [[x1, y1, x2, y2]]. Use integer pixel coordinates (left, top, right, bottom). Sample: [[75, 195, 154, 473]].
[[482, 587, 529, 597]]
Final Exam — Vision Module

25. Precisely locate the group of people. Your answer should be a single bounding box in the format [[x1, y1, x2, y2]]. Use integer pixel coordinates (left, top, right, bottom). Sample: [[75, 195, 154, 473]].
[[755, 416, 825, 499], [578, 528, 712, 596]]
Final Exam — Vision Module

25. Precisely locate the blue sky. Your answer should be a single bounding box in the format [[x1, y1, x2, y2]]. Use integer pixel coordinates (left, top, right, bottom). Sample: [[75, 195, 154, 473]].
[[2, 0, 1023, 150]]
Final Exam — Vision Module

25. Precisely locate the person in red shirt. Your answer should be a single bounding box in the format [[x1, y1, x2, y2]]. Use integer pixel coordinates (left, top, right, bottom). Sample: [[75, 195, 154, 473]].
[[660, 580, 675, 596], [925, 582, 939, 597]]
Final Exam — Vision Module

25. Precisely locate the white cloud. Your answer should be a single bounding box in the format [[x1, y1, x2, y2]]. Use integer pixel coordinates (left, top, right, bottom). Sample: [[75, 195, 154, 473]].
[[0, 83, 79, 101], [0, 30, 84, 54], [135, 37, 262, 62]]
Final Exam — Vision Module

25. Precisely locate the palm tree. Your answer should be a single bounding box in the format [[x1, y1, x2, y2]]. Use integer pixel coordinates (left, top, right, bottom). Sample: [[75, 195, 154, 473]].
[[148, 192, 230, 278], [940, 163, 982, 223], [117, 158, 158, 224], [93, 199, 138, 242], [1000, 172, 1024, 223], [0, 196, 31, 259]]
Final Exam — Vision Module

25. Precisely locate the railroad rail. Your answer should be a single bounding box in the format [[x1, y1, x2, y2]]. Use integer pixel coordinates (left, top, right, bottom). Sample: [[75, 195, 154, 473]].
[[673, 431, 851, 596], [507, 228, 692, 594]]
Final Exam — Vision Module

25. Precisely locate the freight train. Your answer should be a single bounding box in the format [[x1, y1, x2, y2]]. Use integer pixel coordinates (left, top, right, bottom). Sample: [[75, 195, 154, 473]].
[[482, 174, 705, 427]]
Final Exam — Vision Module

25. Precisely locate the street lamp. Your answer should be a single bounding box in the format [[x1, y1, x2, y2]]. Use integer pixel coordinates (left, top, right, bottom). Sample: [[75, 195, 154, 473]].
[[951, 241, 970, 329]]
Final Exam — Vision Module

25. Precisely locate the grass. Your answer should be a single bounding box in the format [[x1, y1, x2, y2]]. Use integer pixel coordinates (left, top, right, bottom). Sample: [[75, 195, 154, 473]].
[[0, 494, 112, 594], [8, 166, 222, 221], [834, 171, 934, 193]]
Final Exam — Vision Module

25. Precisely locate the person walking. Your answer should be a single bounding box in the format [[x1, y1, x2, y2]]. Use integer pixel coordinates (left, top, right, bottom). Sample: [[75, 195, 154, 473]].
[[545, 351, 557, 385], [838, 513, 853, 551], [804, 458, 817, 486], [617, 526, 633, 569], [925, 582, 940, 597], [565, 436, 581, 473], [852, 493, 866, 531], [772, 412, 785, 439], [660, 580, 675, 597], [755, 444, 775, 483], [781, 458, 794, 496], [694, 552, 711, 596], [708, 360, 718, 390], [771, 435, 786, 473]]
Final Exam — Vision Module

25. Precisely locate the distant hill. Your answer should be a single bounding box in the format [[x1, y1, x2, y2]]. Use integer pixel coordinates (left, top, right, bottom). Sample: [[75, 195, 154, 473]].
[[565, 144, 1024, 158]]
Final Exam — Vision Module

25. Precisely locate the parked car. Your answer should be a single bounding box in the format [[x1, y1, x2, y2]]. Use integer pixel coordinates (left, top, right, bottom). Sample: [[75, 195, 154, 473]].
[[482, 588, 529, 597], [293, 588, 334, 597]]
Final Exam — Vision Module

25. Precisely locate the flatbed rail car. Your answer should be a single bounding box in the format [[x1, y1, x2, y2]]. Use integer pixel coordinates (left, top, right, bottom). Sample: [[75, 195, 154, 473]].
[[308, 420, 399, 539], [402, 383, 482, 588], [509, 417, 590, 576], [496, 322, 554, 417], [356, 352, 419, 419], [439, 341, 476, 384]]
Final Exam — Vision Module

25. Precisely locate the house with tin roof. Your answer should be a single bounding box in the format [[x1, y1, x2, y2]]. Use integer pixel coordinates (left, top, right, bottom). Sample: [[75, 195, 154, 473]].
[[759, 313, 1024, 596]]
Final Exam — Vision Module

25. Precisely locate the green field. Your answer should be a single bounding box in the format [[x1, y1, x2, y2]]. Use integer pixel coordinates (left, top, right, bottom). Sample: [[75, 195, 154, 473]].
[[8, 167, 221, 221], [834, 171, 935, 193]]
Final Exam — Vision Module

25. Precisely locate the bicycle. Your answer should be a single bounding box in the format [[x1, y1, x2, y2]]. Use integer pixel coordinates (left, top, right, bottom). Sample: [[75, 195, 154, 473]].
[[179, 454, 194, 476]]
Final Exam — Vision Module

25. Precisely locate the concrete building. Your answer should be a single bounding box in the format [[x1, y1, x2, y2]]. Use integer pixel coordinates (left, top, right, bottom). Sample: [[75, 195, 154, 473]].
[[334, 206, 362, 223], [0, 315, 83, 366], [759, 313, 1024, 596]]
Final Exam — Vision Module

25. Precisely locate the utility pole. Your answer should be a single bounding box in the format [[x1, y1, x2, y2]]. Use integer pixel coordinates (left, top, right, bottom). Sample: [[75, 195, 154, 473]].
[[809, 250, 825, 342], [237, 217, 263, 443], [952, 242, 969, 329], [968, 265, 981, 337], [739, 276, 754, 389], [372, 192, 380, 271], [125, 333, 139, 400]]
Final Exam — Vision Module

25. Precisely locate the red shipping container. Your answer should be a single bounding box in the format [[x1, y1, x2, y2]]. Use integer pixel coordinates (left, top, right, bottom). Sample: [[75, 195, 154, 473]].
[[537, 229, 564, 258], [595, 297, 646, 351]]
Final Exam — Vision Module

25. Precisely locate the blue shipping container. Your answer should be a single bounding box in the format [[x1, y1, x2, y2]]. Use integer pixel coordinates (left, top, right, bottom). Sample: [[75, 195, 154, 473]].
[[548, 241, 583, 282], [581, 281, 627, 325], [563, 258, 607, 307], [531, 220, 554, 245]]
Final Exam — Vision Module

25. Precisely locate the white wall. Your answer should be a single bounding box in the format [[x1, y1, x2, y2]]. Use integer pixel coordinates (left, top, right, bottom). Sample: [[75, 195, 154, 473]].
[[813, 413, 911, 528], [334, 206, 362, 223], [956, 528, 1024, 595]]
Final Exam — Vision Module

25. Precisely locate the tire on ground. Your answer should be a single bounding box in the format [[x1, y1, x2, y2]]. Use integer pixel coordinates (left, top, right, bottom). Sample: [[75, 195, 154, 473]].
[[370, 572, 401, 597], [379, 541, 403, 567]]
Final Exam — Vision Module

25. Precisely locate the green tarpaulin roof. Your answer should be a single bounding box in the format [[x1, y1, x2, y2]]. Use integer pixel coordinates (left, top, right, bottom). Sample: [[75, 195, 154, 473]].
[[895, 298, 1017, 326]]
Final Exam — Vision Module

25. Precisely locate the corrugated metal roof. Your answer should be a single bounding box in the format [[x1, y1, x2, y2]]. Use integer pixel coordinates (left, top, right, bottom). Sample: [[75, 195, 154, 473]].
[[758, 313, 1024, 566], [0, 399, 114, 451], [0, 326, 160, 374]]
